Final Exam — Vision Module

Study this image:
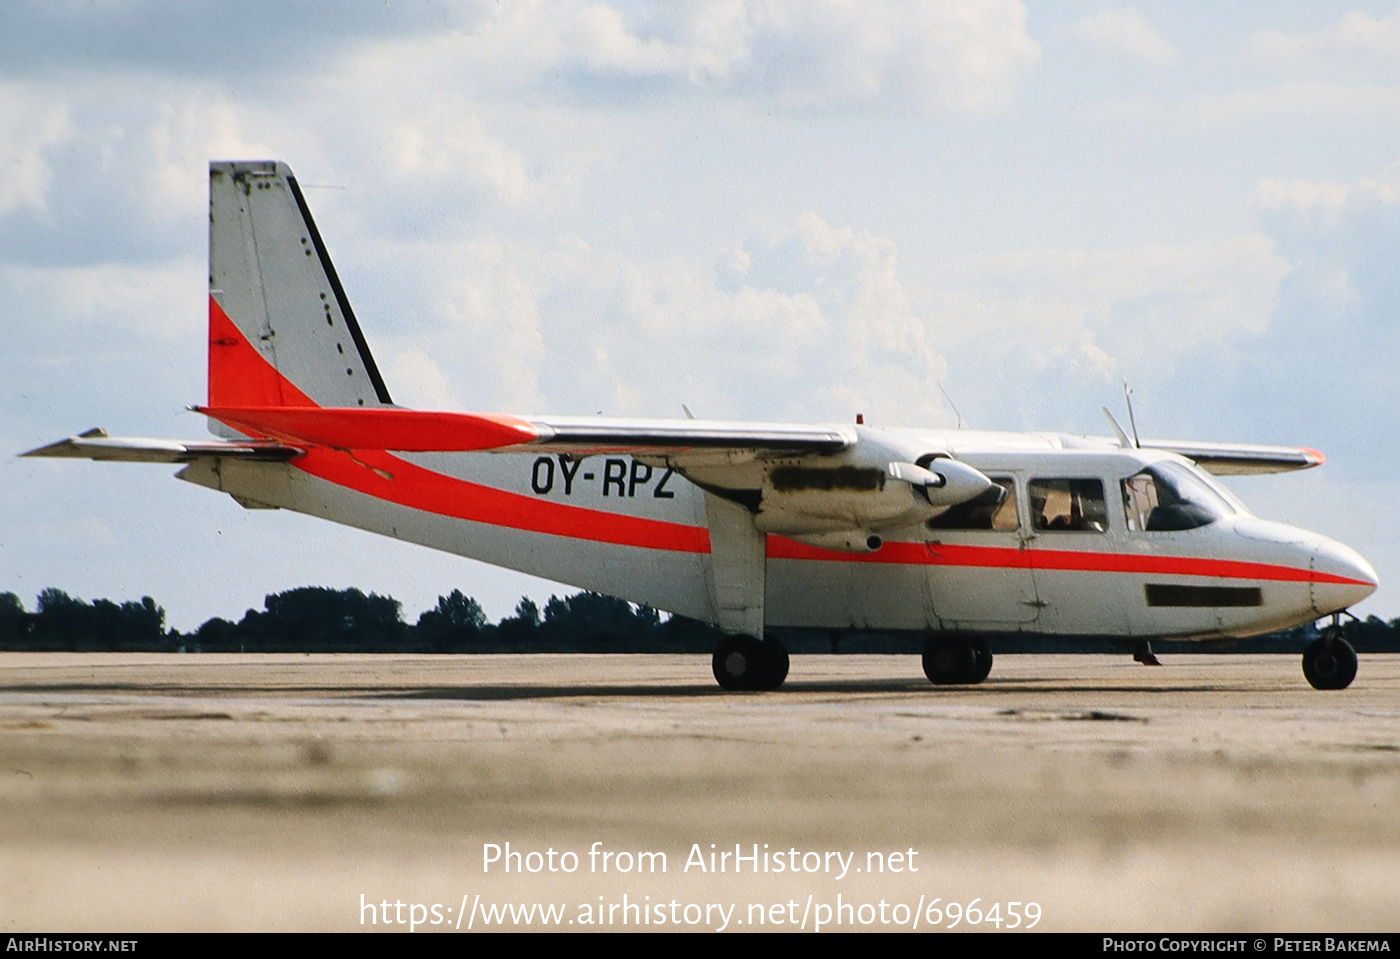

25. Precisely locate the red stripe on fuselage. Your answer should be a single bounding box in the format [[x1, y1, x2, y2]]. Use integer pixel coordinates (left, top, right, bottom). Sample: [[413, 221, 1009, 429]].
[[296, 446, 712, 552], [293, 452, 1368, 585], [767, 537, 1364, 585], [297, 450, 1365, 586], [207, 293, 1365, 585]]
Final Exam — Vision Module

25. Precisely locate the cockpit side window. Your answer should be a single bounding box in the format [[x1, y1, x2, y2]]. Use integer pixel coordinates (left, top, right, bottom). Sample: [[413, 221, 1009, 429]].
[[1030, 478, 1107, 533], [1122, 462, 1235, 531], [1122, 472, 1160, 531], [926, 478, 1018, 531]]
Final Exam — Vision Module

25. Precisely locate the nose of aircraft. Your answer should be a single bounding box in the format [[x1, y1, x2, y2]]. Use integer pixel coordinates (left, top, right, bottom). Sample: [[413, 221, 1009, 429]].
[[1310, 537, 1380, 615]]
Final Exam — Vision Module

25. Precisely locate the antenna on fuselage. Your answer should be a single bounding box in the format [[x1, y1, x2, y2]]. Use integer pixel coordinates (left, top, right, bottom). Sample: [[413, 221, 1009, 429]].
[[1102, 407, 1133, 448], [1123, 378, 1141, 448], [1101, 377, 1142, 449], [937, 383, 963, 429]]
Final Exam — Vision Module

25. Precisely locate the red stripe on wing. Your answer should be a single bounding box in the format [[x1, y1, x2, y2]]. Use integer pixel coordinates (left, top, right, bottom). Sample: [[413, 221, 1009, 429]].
[[200, 406, 541, 452]]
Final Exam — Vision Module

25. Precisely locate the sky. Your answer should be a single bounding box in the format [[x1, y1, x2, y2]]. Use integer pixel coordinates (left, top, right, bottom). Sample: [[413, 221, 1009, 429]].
[[3, 0, 1399, 630]]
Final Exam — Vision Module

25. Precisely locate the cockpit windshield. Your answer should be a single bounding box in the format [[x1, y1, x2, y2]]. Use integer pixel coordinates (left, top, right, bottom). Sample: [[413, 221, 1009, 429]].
[[1122, 461, 1237, 531], [1193, 467, 1250, 514]]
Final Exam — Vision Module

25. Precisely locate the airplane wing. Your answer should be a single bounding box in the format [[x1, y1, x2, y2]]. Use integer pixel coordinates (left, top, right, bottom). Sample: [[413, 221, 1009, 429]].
[[1137, 439, 1324, 475], [193, 405, 854, 461], [21, 428, 302, 464], [188, 408, 1328, 475], [188, 405, 993, 545]]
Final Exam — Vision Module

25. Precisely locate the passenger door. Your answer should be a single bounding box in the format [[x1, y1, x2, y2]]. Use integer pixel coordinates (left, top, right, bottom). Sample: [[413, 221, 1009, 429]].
[[923, 475, 1041, 628], [1022, 475, 1130, 635]]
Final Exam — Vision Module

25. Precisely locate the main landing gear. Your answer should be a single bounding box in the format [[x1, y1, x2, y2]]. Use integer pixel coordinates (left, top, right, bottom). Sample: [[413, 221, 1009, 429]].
[[1302, 618, 1358, 690], [922, 635, 993, 685], [712, 634, 790, 691]]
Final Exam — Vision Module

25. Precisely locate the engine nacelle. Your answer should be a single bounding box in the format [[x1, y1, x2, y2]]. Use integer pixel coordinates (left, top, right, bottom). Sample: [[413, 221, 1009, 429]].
[[751, 456, 994, 536], [891, 457, 994, 507]]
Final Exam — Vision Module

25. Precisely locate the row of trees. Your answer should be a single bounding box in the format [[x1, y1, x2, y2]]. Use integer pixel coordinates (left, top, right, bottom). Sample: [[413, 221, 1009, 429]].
[[0, 589, 167, 652], [0, 587, 724, 653], [3, 586, 1400, 653]]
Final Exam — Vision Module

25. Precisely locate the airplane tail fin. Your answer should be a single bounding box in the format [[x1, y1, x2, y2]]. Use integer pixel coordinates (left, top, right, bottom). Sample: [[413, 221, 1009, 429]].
[[207, 161, 392, 432]]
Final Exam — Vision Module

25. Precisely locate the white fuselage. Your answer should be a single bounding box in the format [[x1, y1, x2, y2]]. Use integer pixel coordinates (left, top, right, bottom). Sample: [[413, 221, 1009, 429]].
[[176, 427, 1377, 642]]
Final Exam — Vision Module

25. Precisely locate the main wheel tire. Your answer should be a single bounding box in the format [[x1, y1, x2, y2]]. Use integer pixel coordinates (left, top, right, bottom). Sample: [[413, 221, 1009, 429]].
[[922, 636, 980, 685], [713, 635, 763, 690], [969, 637, 993, 684], [1302, 632, 1358, 690], [713, 635, 788, 691]]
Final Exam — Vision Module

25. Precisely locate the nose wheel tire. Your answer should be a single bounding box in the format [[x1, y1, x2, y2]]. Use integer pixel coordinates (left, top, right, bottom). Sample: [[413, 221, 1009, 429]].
[[712, 635, 789, 691], [923, 635, 992, 685], [764, 636, 790, 687], [1302, 630, 1358, 690]]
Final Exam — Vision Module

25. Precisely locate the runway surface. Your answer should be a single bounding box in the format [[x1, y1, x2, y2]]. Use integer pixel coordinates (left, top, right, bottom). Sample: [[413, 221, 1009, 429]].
[[2, 652, 1398, 932]]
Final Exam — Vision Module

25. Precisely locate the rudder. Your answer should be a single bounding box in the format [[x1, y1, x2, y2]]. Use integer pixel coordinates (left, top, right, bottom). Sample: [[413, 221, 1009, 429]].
[[208, 161, 392, 427]]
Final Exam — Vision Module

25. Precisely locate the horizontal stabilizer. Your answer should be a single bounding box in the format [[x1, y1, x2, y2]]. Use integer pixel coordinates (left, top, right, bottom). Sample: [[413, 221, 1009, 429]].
[[21, 428, 301, 464]]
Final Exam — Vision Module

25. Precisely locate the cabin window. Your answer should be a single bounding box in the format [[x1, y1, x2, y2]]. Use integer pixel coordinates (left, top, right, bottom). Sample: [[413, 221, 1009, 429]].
[[1121, 462, 1234, 531], [1030, 478, 1107, 533], [926, 478, 1018, 531]]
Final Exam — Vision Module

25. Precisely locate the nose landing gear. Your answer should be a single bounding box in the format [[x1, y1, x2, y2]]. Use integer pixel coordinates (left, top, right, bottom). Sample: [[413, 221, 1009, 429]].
[[1133, 639, 1163, 666], [1302, 616, 1358, 690]]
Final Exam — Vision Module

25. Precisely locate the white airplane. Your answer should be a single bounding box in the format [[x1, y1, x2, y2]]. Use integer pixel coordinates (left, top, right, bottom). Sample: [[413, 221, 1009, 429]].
[[25, 161, 1379, 691]]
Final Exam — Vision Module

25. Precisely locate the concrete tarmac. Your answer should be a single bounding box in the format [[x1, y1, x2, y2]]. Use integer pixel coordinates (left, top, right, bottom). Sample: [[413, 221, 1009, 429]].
[[2, 652, 1398, 933]]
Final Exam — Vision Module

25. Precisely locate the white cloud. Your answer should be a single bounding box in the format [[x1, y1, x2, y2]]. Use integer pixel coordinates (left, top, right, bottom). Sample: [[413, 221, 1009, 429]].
[[942, 236, 1289, 381], [1215, 79, 1400, 119], [1071, 7, 1176, 65], [1193, 171, 1400, 486], [342, 0, 1040, 114], [1256, 176, 1398, 216], [145, 98, 281, 227], [384, 108, 543, 209], [1095, 79, 1400, 130], [1088, 8, 1400, 128], [1252, 173, 1400, 324], [742, 0, 1041, 111], [1252, 175, 1400, 298], [567, 0, 753, 83], [0, 86, 71, 216], [417, 236, 552, 413], [384, 347, 463, 410], [1251, 9, 1400, 71], [357, 220, 1291, 437], [366, 214, 952, 425], [2, 258, 201, 340], [312, 49, 578, 222], [0, 0, 1041, 115], [723, 213, 950, 420]]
